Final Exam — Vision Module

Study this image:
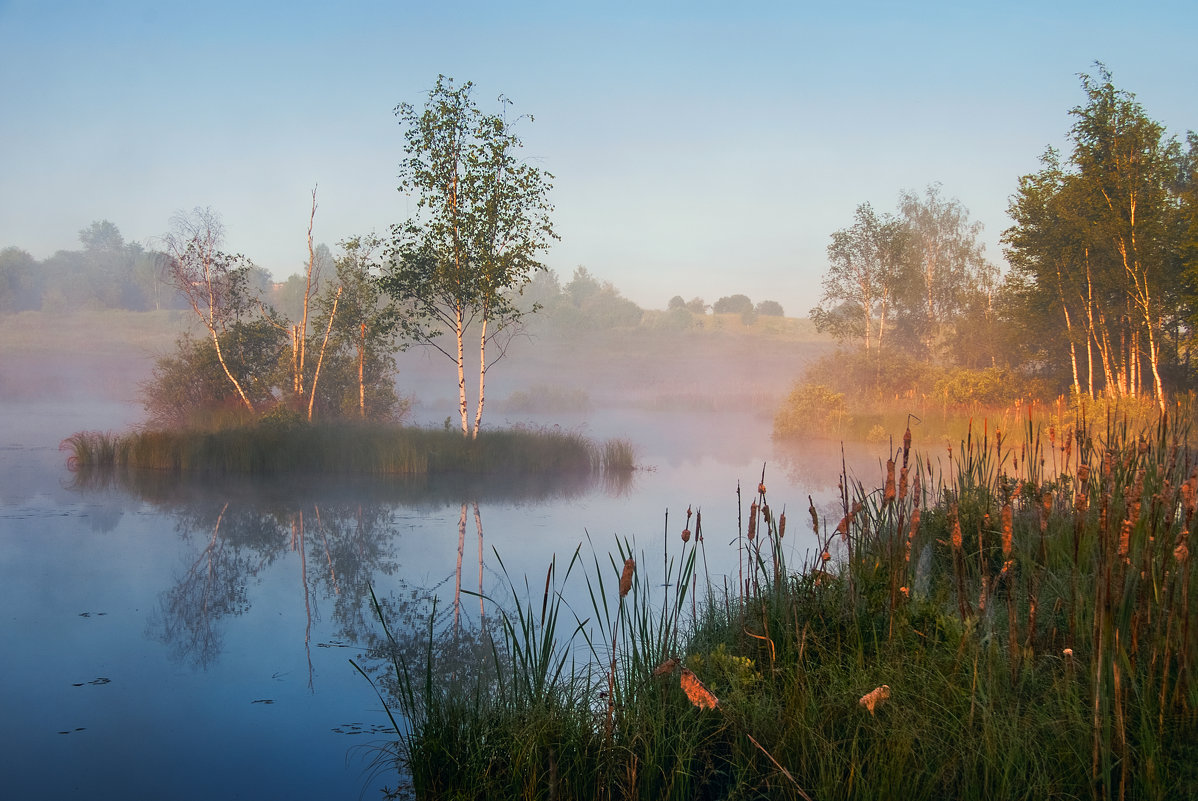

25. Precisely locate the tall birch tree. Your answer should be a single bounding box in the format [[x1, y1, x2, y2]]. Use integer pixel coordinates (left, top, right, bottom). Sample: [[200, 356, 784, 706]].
[[380, 76, 556, 437]]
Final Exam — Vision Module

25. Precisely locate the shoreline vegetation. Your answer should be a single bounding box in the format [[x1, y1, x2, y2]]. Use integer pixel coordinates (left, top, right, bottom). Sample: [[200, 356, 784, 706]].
[[64, 418, 636, 478], [363, 411, 1198, 801]]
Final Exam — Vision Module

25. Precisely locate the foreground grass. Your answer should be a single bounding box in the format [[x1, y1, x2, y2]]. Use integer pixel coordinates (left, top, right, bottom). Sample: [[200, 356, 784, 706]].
[[65, 419, 636, 477], [364, 411, 1198, 801]]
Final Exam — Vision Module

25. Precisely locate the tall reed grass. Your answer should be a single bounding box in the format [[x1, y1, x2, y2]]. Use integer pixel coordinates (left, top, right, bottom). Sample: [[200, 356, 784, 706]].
[[364, 408, 1198, 801], [64, 421, 636, 478]]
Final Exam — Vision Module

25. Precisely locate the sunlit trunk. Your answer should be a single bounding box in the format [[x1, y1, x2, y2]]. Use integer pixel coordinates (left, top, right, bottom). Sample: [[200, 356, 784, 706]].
[[358, 324, 366, 419], [307, 286, 341, 422], [456, 306, 468, 436], [472, 316, 488, 438]]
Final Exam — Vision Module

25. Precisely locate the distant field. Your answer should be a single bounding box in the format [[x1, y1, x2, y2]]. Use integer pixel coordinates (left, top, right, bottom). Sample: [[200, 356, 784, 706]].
[[0, 309, 834, 413]]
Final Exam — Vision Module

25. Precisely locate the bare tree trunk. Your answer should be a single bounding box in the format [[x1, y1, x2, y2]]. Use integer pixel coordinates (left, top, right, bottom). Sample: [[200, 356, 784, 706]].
[[299, 187, 318, 401], [456, 305, 468, 436], [208, 325, 255, 413], [472, 315, 488, 438], [307, 285, 341, 422], [358, 323, 366, 419]]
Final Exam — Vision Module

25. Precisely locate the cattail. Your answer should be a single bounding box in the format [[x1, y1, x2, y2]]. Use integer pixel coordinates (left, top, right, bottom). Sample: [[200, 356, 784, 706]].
[[619, 557, 635, 598], [903, 426, 912, 456], [808, 496, 819, 534], [748, 503, 758, 541], [950, 503, 962, 550], [778, 511, 787, 539], [906, 508, 921, 562], [884, 458, 896, 506], [680, 667, 718, 710], [1001, 502, 1013, 558], [898, 466, 909, 504], [758, 482, 767, 496], [836, 515, 849, 539], [1182, 471, 1198, 527], [1117, 519, 1131, 560], [1175, 540, 1190, 564], [652, 657, 679, 678], [858, 684, 891, 715], [681, 527, 691, 543], [912, 470, 922, 509]]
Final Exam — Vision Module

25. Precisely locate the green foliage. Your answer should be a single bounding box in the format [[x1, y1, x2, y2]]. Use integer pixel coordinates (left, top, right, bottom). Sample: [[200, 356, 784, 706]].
[[755, 299, 784, 317], [1003, 65, 1193, 401], [712, 294, 753, 315], [773, 381, 852, 438], [380, 75, 557, 435], [932, 367, 1020, 406]]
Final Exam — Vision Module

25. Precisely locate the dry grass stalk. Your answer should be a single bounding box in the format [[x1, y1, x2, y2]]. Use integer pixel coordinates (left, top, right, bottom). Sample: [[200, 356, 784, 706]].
[[619, 557, 635, 598], [680, 667, 718, 710], [859, 684, 891, 715]]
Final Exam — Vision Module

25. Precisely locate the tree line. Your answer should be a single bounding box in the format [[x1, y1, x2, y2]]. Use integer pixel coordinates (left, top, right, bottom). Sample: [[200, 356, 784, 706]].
[[3, 75, 783, 434], [810, 65, 1197, 408]]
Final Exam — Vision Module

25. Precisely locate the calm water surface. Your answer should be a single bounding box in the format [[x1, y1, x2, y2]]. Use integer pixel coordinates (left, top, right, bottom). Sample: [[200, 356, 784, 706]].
[[1, 399, 878, 799]]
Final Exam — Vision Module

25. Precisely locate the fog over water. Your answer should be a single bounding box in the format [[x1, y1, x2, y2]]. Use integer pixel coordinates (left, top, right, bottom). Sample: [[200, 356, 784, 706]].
[[0, 324, 892, 799]]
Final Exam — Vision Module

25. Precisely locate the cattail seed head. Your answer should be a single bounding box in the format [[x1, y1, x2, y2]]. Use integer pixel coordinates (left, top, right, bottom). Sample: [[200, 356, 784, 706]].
[[884, 458, 896, 506], [1001, 503, 1013, 557], [778, 512, 786, 539], [681, 527, 691, 543], [619, 558, 635, 598], [681, 667, 718, 710], [747, 503, 758, 541], [859, 684, 890, 715]]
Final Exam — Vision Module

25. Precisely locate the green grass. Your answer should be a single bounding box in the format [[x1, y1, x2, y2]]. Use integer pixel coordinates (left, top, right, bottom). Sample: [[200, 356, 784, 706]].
[[363, 410, 1198, 801], [65, 418, 636, 478]]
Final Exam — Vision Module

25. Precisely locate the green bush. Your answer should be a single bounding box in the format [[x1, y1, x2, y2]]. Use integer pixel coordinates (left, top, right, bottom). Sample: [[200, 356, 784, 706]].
[[773, 381, 852, 438]]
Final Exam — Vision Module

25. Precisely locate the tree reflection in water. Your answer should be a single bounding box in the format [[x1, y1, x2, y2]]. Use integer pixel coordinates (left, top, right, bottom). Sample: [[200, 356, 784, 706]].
[[67, 466, 626, 680]]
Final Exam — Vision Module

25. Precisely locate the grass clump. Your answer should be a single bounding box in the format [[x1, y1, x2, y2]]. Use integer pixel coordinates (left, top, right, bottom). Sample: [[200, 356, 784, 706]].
[[365, 410, 1198, 800], [64, 420, 636, 479]]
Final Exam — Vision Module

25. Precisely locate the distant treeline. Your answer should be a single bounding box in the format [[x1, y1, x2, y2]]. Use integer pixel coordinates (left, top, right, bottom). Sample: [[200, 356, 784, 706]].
[[0, 224, 784, 331]]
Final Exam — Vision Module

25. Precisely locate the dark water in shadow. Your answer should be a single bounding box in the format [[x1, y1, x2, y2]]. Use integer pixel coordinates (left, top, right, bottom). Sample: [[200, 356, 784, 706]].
[[0, 400, 885, 799]]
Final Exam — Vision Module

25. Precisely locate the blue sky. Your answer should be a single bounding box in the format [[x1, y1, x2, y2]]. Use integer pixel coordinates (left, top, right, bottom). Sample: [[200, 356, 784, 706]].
[[1, 0, 1194, 315]]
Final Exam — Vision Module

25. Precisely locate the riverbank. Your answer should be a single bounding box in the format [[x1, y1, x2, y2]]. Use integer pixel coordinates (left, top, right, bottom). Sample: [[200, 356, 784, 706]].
[[371, 414, 1198, 800]]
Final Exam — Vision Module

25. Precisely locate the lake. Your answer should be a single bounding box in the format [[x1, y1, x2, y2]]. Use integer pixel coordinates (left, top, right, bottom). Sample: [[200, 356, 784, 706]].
[[0, 393, 881, 799]]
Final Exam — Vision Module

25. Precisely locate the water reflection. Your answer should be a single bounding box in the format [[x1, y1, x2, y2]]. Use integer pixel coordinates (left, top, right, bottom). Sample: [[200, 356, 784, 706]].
[[68, 466, 627, 677]]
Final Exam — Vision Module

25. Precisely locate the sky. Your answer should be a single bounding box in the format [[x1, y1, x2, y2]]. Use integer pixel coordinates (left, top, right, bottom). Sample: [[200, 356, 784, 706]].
[[1, 0, 1195, 316]]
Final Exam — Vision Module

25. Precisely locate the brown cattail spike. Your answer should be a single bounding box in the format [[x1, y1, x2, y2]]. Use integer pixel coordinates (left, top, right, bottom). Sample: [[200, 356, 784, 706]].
[[859, 684, 891, 715], [884, 458, 896, 506], [1001, 503, 1013, 558], [619, 558, 635, 598], [680, 667, 718, 710]]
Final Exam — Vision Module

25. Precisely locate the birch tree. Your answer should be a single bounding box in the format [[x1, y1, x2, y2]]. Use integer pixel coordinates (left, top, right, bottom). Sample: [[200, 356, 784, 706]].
[[160, 207, 259, 413], [380, 76, 556, 437]]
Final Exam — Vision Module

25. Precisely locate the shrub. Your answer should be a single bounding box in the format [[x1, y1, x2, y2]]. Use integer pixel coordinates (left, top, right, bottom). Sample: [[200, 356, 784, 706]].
[[773, 381, 852, 438]]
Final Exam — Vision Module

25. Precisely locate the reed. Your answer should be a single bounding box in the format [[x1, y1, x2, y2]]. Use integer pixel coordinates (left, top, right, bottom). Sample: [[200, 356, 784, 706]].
[[365, 408, 1198, 800], [64, 421, 637, 480]]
